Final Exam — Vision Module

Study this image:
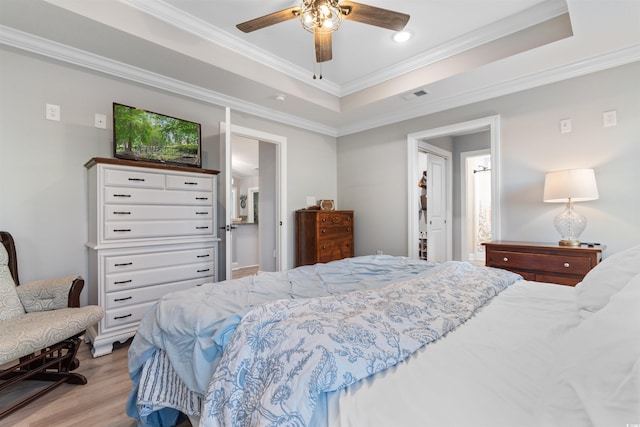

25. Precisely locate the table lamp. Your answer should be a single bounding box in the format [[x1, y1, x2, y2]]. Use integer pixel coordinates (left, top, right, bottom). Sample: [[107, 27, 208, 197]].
[[543, 168, 599, 246]]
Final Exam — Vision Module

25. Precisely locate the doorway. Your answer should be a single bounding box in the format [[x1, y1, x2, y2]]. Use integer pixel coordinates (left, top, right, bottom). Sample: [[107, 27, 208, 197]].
[[407, 115, 501, 260], [220, 119, 287, 282]]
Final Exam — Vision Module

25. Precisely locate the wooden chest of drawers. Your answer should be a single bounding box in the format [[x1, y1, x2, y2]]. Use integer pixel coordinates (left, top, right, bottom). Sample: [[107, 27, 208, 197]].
[[85, 157, 219, 356], [295, 210, 354, 267], [483, 241, 604, 286]]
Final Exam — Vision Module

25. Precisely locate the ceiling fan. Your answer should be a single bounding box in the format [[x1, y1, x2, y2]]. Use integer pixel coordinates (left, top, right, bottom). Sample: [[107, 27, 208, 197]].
[[236, 0, 410, 64]]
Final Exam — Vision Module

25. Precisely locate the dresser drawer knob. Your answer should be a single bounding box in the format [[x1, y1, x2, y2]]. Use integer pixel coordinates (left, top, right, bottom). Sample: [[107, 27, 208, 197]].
[[113, 211, 131, 215], [503, 257, 509, 262], [184, 181, 198, 185], [114, 296, 132, 302], [114, 279, 132, 285], [564, 262, 570, 268], [114, 262, 133, 267], [197, 268, 210, 273], [127, 178, 145, 182], [322, 245, 327, 250]]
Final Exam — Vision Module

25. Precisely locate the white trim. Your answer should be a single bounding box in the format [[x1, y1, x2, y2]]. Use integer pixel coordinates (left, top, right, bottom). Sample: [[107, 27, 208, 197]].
[[227, 124, 288, 273], [407, 115, 501, 259], [2, 24, 638, 138]]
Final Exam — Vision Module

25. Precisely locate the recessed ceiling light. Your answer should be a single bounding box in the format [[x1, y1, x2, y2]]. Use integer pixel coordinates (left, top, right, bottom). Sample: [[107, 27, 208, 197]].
[[275, 94, 287, 101], [393, 30, 412, 43]]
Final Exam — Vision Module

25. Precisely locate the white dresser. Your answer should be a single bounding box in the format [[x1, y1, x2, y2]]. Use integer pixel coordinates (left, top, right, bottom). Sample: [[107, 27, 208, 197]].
[[85, 157, 220, 357]]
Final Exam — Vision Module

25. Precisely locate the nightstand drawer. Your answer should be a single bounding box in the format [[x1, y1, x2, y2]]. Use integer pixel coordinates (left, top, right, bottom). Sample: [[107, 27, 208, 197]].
[[483, 241, 604, 287], [488, 250, 592, 275]]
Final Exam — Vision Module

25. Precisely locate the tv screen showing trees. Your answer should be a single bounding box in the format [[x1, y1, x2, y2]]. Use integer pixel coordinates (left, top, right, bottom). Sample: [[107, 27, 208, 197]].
[[113, 103, 201, 168]]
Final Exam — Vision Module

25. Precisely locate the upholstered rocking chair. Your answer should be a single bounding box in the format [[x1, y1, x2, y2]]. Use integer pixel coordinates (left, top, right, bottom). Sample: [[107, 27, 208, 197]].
[[0, 231, 104, 418]]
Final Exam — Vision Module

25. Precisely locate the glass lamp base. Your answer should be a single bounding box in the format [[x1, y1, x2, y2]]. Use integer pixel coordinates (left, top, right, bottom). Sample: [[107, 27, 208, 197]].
[[554, 202, 586, 247]]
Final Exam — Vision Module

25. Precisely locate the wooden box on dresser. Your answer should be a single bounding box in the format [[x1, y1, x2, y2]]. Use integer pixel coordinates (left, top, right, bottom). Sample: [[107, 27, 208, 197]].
[[295, 209, 354, 267], [483, 241, 604, 286], [85, 157, 220, 357]]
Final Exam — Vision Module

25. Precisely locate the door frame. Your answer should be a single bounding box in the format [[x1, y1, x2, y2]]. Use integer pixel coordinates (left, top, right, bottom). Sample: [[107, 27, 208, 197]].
[[220, 118, 287, 280], [406, 115, 501, 259]]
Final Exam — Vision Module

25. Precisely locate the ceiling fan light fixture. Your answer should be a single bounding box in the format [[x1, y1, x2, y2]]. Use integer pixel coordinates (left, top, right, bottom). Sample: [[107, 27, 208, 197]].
[[300, 0, 342, 33]]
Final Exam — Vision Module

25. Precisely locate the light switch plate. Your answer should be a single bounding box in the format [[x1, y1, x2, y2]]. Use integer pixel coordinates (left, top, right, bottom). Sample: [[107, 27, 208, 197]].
[[95, 113, 107, 129], [603, 110, 617, 127], [560, 118, 571, 134], [46, 104, 60, 121]]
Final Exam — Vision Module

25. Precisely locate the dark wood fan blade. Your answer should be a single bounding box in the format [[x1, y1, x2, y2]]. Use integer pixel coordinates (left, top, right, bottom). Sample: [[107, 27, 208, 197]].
[[314, 29, 332, 63], [236, 7, 300, 33], [340, 1, 409, 31]]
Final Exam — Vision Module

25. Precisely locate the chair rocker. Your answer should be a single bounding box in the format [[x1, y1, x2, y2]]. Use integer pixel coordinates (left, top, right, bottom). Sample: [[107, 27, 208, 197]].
[[0, 231, 104, 418]]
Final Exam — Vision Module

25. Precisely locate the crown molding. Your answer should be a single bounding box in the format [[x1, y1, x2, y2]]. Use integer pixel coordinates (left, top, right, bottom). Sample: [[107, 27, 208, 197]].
[[123, 0, 342, 96], [341, 0, 570, 95], [0, 25, 337, 137], [2, 24, 638, 139], [336, 43, 640, 136]]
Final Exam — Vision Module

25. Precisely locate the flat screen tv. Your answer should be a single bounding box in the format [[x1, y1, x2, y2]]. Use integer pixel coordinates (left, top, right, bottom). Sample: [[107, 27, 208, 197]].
[[113, 103, 201, 168]]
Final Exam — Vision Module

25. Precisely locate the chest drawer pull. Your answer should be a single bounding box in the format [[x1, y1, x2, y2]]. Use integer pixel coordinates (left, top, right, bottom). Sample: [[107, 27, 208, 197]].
[[113, 211, 131, 215], [196, 226, 209, 230], [113, 229, 131, 232], [128, 178, 145, 182], [184, 181, 198, 185], [114, 262, 133, 267], [114, 313, 132, 320], [503, 257, 509, 262], [113, 194, 132, 198], [197, 254, 210, 258], [114, 279, 132, 285], [564, 262, 570, 268], [195, 197, 209, 201], [195, 211, 209, 215], [322, 245, 327, 250], [197, 268, 210, 273], [114, 296, 133, 302]]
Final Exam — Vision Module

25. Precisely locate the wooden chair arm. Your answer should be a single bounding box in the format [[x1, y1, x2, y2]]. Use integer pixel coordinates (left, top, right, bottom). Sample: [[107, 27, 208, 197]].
[[68, 277, 84, 308]]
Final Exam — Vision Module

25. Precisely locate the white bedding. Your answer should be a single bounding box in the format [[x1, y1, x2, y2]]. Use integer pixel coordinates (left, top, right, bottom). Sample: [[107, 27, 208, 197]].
[[324, 280, 579, 427]]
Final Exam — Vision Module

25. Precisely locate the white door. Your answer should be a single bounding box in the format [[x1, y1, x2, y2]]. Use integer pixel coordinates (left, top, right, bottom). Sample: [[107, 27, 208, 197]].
[[220, 114, 234, 281], [426, 153, 447, 262]]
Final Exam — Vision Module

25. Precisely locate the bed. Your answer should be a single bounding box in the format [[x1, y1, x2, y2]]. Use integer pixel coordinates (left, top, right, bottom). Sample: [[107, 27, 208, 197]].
[[127, 248, 640, 427]]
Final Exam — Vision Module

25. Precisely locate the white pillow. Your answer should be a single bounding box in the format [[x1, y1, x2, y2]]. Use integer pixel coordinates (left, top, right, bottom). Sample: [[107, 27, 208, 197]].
[[538, 272, 640, 426], [576, 243, 640, 317]]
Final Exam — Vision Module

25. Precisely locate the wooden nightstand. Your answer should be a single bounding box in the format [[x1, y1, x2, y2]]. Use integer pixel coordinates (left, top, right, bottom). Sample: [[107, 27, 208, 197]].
[[483, 241, 604, 286]]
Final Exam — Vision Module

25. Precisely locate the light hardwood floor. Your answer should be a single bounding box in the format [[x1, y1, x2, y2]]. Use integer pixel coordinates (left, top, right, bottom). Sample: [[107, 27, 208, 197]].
[[1, 340, 190, 427]]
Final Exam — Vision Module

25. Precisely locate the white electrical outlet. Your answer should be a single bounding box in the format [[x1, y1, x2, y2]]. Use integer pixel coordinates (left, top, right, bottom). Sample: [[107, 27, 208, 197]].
[[95, 113, 107, 129], [45, 104, 60, 121], [603, 110, 617, 127], [560, 118, 571, 134]]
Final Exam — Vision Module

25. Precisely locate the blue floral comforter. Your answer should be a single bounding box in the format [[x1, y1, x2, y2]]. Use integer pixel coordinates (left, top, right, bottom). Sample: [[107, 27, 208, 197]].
[[201, 261, 520, 427]]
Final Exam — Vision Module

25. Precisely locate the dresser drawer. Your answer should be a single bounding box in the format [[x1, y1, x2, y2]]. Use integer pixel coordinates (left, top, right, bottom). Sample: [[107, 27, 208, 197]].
[[105, 247, 215, 274], [166, 174, 213, 191], [104, 220, 213, 240], [318, 212, 352, 228], [105, 187, 212, 205], [488, 250, 592, 275], [105, 276, 212, 309], [317, 238, 354, 263], [104, 301, 155, 329], [104, 204, 213, 221], [104, 168, 165, 189], [106, 261, 214, 292]]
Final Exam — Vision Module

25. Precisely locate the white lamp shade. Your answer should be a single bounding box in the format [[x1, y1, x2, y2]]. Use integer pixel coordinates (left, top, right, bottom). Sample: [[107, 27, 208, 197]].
[[543, 168, 599, 203]]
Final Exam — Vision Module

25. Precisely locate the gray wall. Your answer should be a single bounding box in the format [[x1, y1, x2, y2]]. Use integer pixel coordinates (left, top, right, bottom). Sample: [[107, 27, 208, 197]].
[[338, 61, 640, 259], [0, 46, 337, 304]]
